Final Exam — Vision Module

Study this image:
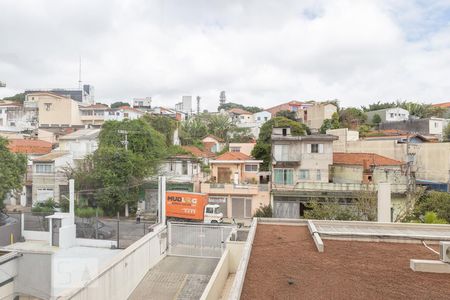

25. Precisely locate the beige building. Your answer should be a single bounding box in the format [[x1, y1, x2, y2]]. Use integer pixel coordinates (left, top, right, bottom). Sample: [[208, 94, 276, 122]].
[[79, 103, 108, 126], [200, 151, 269, 219], [26, 92, 83, 127], [229, 142, 256, 156], [298, 102, 337, 131], [328, 128, 450, 190]]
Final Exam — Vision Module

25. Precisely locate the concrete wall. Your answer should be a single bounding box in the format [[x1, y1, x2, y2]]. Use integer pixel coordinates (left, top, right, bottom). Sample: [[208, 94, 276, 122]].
[[0, 222, 21, 247], [332, 165, 363, 183], [60, 224, 167, 300], [14, 252, 52, 300], [35, 94, 82, 126], [200, 250, 230, 300]]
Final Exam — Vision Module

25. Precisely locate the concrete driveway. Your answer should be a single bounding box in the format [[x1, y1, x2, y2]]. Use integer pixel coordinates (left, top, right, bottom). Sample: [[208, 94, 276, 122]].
[[128, 256, 218, 300]]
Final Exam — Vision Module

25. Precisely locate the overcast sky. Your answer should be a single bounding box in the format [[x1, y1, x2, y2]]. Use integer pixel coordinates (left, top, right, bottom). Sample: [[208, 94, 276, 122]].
[[1, 0, 449, 111]]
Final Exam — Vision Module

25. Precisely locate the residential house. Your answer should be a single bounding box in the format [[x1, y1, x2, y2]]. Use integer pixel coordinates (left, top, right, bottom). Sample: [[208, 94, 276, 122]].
[[200, 152, 270, 219], [235, 111, 271, 138], [297, 102, 337, 131], [5, 139, 53, 206], [329, 128, 450, 192], [79, 103, 109, 126], [202, 135, 225, 153], [133, 97, 152, 109], [58, 128, 100, 161], [25, 92, 83, 127], [228, 108, 253, 124], [332, 152, 407, 186], [105, 106, 145, 121], [433, 102, 450, 118], [379, 118, 448, 140], [31, 151, 73, 204], [229, 142, 256, 156], [366, 107, 409, 123], [253, 111, 271, 124], [182, 145, 215, 164], [0, 101, 37, 132], [362, 130, 439, 143], [160, 154, 203, 191], [266, 100, 305, 116], [151, 107, 187, 121]]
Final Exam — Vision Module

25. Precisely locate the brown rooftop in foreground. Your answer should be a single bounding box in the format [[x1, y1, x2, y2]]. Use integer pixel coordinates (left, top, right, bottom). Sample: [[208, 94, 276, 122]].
[[241, 224, 450, 300]]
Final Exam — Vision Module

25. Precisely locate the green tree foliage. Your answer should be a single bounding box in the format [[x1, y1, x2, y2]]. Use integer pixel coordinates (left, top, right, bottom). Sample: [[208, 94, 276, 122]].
[[1, 93, 25, 103], [358, 124, 372, 137], [253, 205, 272, 217], [143, 115, 177, 146], [229, 127, 254, 143], [423, 212, 447, 224], [319, 112, 341, 133], [218, 102, 263, 113], [276, 110, 297, 120], [304, 191, 377, 221], [251, 117, 307, 171], [110, 101, 130, 108], [443, 123, 450, 142], [180, 113, 238, 144], [362, 101, 397, 112], [339, 108, 367, 129], [407, 191, 450, 223], [72, 119, 167, 215], [0, 137, 27, 208], [372, 113, 382, 125], [180, 116, 208, 145]]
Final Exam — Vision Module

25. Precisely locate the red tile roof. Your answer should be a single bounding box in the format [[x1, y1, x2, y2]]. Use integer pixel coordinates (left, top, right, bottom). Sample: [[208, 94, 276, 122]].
[[8, 139, 53, 155], [433, 102, 450, 108], [333, 152, 403, 166], [202, 134, 224, 143], [266, 101, 303, 115], [214, 152, 253, 161], [80, 103, 109, 109], [182, 145, 214, 158]]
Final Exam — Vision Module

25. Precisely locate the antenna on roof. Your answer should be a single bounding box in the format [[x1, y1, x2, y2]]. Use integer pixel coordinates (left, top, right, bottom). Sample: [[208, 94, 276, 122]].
[[78, 56, 82, 89]]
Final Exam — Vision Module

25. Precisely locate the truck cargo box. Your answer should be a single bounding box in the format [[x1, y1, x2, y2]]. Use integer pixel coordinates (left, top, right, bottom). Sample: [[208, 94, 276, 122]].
[[166, 191, 208, 221]]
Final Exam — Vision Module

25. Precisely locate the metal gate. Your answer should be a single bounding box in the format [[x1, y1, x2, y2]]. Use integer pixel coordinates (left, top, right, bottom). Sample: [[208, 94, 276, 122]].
[[168, 222, 236, 258], [274, 201, 300, 219]]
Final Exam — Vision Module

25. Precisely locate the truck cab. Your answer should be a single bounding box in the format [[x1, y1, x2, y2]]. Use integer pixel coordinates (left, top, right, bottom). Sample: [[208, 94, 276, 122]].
[[204, 204, 223, 223]]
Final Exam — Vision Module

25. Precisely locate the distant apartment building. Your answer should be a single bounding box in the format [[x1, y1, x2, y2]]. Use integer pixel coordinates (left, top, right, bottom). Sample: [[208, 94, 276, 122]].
[[379, 117, 448, 140], [0, 101, 37, 132], [133, 97, 152, 109], [228, 108, 253, 123], [25, 92, 83, 127], [79, 103, 109, 126], [175, 96, 192, 115], [366, 107, 409, 123], [298, 102, 337, 131], [25, 84, 95, 104], [105, 106, 145, 121]]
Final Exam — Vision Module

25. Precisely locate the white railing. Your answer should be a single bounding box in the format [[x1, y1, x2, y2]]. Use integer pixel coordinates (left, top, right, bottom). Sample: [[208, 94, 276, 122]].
[[272, 182, 408, 193]]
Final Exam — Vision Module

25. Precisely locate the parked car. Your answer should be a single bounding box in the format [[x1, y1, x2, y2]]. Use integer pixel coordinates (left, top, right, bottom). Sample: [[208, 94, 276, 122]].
[[76, 220, 115, 239], [0, 211, 17, 226]]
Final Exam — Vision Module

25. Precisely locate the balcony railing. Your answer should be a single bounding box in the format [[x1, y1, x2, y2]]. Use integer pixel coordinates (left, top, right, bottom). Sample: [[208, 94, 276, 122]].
[[201, 183, 269, 195], [272, 182, 408, 193]]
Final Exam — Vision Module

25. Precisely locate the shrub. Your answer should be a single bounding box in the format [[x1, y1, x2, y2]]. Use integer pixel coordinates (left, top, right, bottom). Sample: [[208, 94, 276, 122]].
[[253, 205, 272, 218]]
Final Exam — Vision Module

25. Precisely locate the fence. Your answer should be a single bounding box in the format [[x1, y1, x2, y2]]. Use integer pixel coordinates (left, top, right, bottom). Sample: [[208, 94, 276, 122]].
[[168, 222, 236, 258], [0, 212, 21, 246], [23, 212, 52, 231], [74, 216, 158, 249]]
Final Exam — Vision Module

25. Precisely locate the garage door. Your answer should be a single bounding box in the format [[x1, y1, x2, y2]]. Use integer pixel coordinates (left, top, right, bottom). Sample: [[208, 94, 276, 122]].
[[232, 198, 252, 219], [274, 201, 300, 219]]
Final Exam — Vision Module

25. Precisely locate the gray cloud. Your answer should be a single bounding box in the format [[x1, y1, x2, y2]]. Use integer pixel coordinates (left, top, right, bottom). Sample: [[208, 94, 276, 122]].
[[1, 0, 449, 111]]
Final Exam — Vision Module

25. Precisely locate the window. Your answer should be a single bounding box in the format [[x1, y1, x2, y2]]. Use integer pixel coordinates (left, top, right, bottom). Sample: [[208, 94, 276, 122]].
[[299, 169, 309, 180], [169, 162, 174, 172], [205, 207, 214, 214], [316, 169, 321, 181], [44, 103, 52, 111], [35, 163, 53, 173], [434, 122, 438, 128], [308, 144, 323, 154], [264, 117, 268, 121], [230, 147, 241, 152], [182, 161, 188, 175], [257, 117, 261, 121], [124, 113, 129, 118], [245, 164, 258, 172], [274, 169, 294, 185], [390, 113, 394, 118]]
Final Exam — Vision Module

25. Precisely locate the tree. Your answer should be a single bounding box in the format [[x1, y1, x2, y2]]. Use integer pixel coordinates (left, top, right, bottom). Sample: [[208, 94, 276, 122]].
[[362, 101, 396, 112], [276, 110, 297, 121], [444, 123, 450, 142], [110, 101, 130, 108], [407, 191, 450, 223], [72, 119, 167, 215], [372, 113, 382, 125], [229, 127, 254, 143], [143, 115, 177, 146], [319, 112, 341, 133], [218, 102, 263, 113], [205, 114, 236, 141], [2, 93, 25, 103], [0, 137, 27, 208], [251, 117, 307, 170], [339, 108, 367, 129]]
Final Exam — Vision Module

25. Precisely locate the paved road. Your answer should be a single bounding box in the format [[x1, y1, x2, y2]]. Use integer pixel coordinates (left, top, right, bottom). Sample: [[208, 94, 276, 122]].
[[129, 256, 219, 300]]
